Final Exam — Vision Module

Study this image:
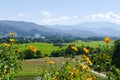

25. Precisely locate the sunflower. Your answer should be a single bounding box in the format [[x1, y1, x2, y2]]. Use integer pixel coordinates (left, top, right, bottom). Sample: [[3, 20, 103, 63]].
[[3, 43, 10, 47], [29, 46, 37, 53], [15, 49, 19, 53], [86, 77, 93, 80], [71, 46, 78, 52], [83, 48, 89, 54], [99, 53, 105, 58], [10, 39, 15, 43], [49, 61, 55, 65], [9, 32, 16, 37], [104, 37, 111, 44]]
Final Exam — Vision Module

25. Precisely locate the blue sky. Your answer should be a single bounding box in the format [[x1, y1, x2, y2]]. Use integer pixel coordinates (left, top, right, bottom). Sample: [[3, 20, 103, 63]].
[[0, 0, 120, 25]]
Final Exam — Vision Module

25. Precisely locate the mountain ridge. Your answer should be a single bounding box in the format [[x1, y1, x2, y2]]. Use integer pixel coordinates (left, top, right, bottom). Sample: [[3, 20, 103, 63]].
[[0, 20, 119, 37]]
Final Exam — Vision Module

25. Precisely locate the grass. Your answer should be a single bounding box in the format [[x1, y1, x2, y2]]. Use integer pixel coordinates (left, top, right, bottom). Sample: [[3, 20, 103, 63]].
[[15, 56, 106, 80], [15, 40, 113, 55], [14, 40, 112, 80], [70, 40, 113, 48], [15, 42, 66, 55]]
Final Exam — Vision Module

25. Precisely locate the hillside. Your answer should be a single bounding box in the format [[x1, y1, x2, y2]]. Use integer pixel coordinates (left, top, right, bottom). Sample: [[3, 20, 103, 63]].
[[47, 22, 120, 37], [0, 20, 98, 37], [1, 20, 120, 37]]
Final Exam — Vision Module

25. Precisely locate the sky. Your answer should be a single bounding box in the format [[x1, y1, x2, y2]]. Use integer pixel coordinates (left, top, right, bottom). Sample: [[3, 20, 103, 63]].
[[0, 0, 120, 25]]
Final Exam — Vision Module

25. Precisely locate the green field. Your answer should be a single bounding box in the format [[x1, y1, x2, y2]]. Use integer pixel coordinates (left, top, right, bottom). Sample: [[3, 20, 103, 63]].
[[70, 40, 113, 48], [15, 56, 105, 80], [17, 42, 66, 55], [16, 40, 113, 55], [14, 40, 110, 80]]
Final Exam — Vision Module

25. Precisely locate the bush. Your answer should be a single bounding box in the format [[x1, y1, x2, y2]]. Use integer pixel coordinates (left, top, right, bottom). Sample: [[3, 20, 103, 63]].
[[0, 32, 23, 80], [64, 45, 78, 58], [23, 49, 41, 59], [50, 50, 65, 57], [23, 50, 35, 59], [112, 40, 120, 68]]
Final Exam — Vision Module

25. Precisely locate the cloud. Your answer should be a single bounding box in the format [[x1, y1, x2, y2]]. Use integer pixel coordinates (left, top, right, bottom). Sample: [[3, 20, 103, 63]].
[[86, 11, 120, 20], [18, 13, 24, 17], [59, 16, 70, 20], [40, 16, 78, 24], [86, 12, 120, 24], [39, 10, 79, 24], [73, 16, 78, 18], [40, 10, 52, 18]]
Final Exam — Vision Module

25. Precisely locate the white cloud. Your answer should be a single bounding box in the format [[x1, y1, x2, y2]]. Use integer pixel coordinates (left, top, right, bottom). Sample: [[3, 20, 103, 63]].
[[39, 10, 79, 24], [41, 16, 70, 24], [86, 11, 120, 24], [73, 16, 78, 18], [18, 13, 24, 17], [109, 12, 120, 19], [40, 10, 52, 18], [40, 15, 79, 24], [59, 16, 70, 20]]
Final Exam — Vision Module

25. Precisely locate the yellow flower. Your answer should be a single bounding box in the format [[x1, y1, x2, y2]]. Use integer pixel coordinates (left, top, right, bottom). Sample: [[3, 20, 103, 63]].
[[85, 56, 90, 61], [15, 49, 19, 53], [52, 77, 57, 80], [83, 48, 89, 54], [10, 39, 15, 43], [104, 37, 111, 44], [3, 43, 10, 47], [87, 60, 93, 65], [45, 57, 49, 60], [85, 65, 91, 71], [9, 32, 16, 37], [29, 46, 37, 53], [32, 47, 37, 53], [71, 46, 78, 51], [86, 77, 93, 80], [99, 53, 105, 58], [79, 63, 84, 69], [74, 69, 79, 77], [49, 61, 55, 65]]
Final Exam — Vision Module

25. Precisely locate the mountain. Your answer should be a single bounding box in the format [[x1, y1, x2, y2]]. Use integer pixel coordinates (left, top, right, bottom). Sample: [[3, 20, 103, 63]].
[[47, 22, 120, 37], [77, 22, 120, 36], [1, 20, 119, 37], [0, 20, 65, 37], [0, 20, 98, 37]]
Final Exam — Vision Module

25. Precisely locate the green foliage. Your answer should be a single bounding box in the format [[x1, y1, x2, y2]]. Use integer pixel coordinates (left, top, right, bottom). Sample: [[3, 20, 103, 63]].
[[0, 41, 23, 79], [22, 49, 41, 59], [89, 45, 113, 73], [64, 45, 78, 58], [50, 50, 65, 57], [40, 56, 96, 80], [106, 66, 120, 80], [112, 39, 120, 68]]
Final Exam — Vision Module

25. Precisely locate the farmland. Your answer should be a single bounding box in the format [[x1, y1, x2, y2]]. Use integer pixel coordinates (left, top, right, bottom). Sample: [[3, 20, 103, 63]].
[[1, 38, 117, 80], [17, 40, 113, 54], [15, 56, 105, 80], [14, 40, 112, 79]]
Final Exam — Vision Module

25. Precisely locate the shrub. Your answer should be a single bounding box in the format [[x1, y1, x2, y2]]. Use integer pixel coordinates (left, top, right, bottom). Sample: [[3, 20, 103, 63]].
[[50, 50, 65, 57], [0, 32, 23, 80], [23, 49, 35, 59], [22, 49, 41, 59], [112, 39, 120, 68], [65, 45, 78, 58]]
